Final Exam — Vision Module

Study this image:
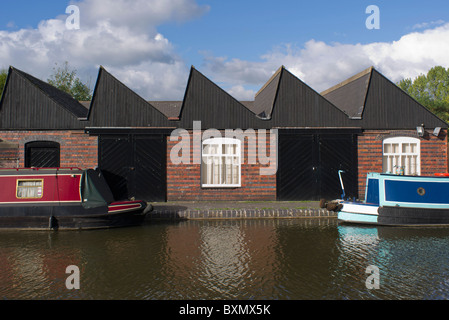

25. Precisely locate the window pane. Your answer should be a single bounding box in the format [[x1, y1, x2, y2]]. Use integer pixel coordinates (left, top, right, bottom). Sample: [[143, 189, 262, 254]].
[[392, 144, 399, 153], [384, 144, 391, 153], [402, 144, 409, 153], [202, 138, 241, 186], [17, 180, 43, 198]]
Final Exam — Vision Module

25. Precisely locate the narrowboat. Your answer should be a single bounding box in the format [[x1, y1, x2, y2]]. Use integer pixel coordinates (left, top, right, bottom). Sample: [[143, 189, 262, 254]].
[[0, 167, 153, 230], [337, 172, 449, 226]]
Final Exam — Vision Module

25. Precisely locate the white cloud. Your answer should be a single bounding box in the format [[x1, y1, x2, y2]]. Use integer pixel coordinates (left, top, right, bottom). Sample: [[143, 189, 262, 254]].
[[0, 0, 209, 100], [412, 20, 445, 30], [203, 22, 449, 99]]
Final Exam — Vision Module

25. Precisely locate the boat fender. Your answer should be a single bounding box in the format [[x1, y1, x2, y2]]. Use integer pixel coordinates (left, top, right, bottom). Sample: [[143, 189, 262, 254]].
[[319, 199, 327, 208], [144, 203, 154, 214], [48, 216, 59, 230]]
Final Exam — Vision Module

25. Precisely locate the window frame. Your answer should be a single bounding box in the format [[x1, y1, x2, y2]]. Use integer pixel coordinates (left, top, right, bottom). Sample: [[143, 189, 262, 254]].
[[16, 179, 44, 199], [201, 137, 242, 188], [382, 136, 420, 175]]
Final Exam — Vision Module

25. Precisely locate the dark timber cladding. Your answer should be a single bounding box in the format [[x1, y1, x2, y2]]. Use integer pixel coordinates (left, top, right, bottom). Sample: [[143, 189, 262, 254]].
[[252, 66, 354, 128], [0, 67, 88, 129], [178, 67, 263, 129], [87, 66, 175, 128], [322, 67, 448, 129]]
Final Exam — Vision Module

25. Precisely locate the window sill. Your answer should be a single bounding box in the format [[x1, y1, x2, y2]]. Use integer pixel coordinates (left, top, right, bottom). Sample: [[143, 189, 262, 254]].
[[201, 184, 241, 189]]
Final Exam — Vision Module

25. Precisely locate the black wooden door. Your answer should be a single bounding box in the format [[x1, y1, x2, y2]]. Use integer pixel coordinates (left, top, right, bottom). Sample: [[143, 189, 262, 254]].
[[99, 135, 166, 202], [132, 136, 166, 202], [277, 134, 317, 200], [25, 141, 60, 168], [277, 133, 358, 201], [98, 136, 131, 201], [318, 134, 358, 200]]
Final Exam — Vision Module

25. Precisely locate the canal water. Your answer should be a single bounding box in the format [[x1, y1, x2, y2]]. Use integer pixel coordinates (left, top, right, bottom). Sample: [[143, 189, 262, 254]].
[[1, 218, 449, 300]]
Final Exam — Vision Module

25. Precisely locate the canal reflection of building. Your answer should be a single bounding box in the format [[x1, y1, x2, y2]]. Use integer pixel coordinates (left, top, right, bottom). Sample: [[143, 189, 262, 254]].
[[163, 220, 279, 297], [0, 233, 81, 299]]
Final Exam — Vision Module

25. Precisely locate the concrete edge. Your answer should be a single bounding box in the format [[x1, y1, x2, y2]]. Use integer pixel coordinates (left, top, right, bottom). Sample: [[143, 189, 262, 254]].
[[147, 208, 337, 220]]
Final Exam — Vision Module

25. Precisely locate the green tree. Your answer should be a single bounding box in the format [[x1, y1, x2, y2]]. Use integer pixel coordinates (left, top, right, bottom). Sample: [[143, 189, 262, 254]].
[[398, 66, 449, 123], [0, 68, 8, 97], [47, 61, 92, 101]]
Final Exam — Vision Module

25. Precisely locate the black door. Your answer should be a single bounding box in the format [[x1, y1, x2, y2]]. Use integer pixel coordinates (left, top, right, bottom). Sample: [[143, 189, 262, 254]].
[[277, 132, 358, 201], [318, 134, 358, 200], [277, 134, 317, 200], [99, 135, 167, 202], [25, 141, 60, 168]]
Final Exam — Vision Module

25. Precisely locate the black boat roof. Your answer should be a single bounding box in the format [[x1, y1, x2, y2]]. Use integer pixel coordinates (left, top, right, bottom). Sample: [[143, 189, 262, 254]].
[[0, 168, 85, 176]]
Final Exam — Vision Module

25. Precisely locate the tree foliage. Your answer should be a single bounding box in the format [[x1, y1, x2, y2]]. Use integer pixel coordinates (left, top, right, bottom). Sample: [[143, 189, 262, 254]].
[[0, 68, 8, 97], [47, 61, 92, 101], [398, 66, 449, 123]]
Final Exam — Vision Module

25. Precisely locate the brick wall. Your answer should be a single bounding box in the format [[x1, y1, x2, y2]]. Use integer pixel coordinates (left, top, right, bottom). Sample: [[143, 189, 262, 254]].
[[0, 130, 98, 169], [167, 130, 277, 201], [357, 129, 448, 199]]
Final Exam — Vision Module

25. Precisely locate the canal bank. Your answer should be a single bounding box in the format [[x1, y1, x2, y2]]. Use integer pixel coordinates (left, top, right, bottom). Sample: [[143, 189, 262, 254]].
[[147, 201, 336, 220]]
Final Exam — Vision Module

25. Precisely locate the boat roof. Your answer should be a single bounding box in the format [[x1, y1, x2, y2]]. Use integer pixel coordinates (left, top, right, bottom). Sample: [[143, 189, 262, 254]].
[[0, 168, 85, 176]]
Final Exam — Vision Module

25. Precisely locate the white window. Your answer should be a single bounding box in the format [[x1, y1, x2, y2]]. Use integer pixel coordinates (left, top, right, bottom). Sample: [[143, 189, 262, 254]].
[[16, 180, 44, 199], [383, 137, 420, 175], [201, 138, 241, 187]]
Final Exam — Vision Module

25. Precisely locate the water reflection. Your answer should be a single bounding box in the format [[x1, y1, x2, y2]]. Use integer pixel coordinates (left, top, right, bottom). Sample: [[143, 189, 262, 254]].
[[336, 225, 449, 299], [0, 219, 449, 300]]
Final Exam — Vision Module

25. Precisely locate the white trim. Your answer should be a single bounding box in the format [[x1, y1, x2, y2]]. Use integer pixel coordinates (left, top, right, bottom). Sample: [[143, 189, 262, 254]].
[[383, 136, 420, 175], [201, 137, 241, 188]]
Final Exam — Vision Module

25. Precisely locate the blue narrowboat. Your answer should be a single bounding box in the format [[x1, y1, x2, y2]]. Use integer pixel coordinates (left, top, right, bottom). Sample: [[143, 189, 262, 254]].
[[338, 172, 449, 226]]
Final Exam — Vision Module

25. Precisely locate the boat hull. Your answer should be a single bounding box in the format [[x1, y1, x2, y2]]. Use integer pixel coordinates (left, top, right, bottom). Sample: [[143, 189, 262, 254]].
[[338, 202, 449, 226], [0, 201, 150, 231]]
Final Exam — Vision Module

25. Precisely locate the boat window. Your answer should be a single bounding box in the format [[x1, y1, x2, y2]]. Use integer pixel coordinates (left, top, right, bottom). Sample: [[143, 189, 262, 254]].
[[383, 137, 420, 175], [201, 138, 241, 187], [16, 180, 44, 199]]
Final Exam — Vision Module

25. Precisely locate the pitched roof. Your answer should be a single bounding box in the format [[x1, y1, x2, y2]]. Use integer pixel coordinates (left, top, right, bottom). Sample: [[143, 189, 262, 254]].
[[177, 66, 261, 129], [253, 66, 283, 119], [87, 66, 174, 128], [6, 67, 89, 119], [0, 66, 89, 129], [321, 67, 372, 119], [322, 67, 448, 129], [250, 66, 353, 127], [149, 101, 183, 119]]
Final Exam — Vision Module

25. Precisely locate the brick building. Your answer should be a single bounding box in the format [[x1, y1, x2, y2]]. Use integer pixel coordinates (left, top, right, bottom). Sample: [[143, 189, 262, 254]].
[[0, 65, 447, 202]]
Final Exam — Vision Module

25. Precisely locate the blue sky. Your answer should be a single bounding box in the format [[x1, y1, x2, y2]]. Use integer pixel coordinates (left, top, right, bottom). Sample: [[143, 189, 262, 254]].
[[1, 0, 449, 100]]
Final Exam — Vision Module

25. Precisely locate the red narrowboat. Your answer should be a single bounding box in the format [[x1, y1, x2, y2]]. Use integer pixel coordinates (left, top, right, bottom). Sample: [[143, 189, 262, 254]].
[[0, 167, 153, 230]]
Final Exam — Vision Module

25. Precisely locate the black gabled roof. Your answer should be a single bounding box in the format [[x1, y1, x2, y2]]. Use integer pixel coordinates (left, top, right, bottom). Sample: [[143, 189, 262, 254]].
[[321, 67, 372, 119], [252, 66, 353, 128], [177, 66, 263, 129], [322, 67, 448, 129], [9, 67, 89, 119], [149, 101, 183, 119], [253, 66, 283, 120], [0, 66, 89, 129], [87, 66, 174, 128]]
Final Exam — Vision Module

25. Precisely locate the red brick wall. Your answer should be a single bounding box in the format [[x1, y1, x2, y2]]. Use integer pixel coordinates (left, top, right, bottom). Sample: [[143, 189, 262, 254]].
[[357, 129, 448, 199], [0, 130, 98, 169], [167, 130, 277, 201]]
